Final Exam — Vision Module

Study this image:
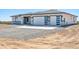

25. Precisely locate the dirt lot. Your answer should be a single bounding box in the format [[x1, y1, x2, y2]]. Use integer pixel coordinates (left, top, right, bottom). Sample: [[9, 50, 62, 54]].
[[0, 24, 79, 49]]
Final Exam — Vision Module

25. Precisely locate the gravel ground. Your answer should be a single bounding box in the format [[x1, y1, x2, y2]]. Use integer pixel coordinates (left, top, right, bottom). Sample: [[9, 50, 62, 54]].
[[0, 26, 62, 40]]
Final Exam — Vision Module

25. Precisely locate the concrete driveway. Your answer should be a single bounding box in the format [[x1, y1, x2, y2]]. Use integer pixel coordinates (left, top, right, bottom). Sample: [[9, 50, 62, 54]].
[[0, 25, 60, 40], [16, 25, 58, 30]]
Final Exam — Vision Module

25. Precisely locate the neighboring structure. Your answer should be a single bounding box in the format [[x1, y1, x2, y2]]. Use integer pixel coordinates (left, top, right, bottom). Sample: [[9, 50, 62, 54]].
[[11, 10, 77, 26]]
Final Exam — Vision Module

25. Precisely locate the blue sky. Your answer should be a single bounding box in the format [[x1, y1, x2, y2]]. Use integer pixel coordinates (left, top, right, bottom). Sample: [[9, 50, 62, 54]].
[[0, 9, 79, 21]]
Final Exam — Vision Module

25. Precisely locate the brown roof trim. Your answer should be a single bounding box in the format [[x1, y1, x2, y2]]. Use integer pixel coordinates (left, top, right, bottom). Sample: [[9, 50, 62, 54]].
[[61, 12, 78, 17], [11, 13, 77, 17], [11, 10, 78, 17]]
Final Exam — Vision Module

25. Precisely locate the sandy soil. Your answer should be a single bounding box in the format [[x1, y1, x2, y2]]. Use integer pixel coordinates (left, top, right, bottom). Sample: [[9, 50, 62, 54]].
[[0, 24, 11, 31], [0, 24, 79, 49]]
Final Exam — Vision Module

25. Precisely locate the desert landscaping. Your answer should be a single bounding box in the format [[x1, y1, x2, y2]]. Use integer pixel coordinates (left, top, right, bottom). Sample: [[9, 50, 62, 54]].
[[0, 24, 79, 49]]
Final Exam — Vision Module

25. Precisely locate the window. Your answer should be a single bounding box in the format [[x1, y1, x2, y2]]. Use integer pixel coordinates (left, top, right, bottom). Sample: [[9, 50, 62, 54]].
[[45, 16, 50, 21], [56, 16, 61, 21], [31, 17, 34, 23], [44, 16, 50, 25], [61, 18, 65, 22], [56, 16, 61, 25], [14, 17, 18, 22], [63, 18, 65, 22], [56, 16, 61, 19], [73, 17, 76, 22], [15, 17, 17, 20]]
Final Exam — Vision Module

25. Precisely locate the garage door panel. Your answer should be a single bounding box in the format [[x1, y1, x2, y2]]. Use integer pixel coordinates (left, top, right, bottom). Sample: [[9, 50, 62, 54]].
[[33, 17, 45, 25], [50, 16, 56, 25]]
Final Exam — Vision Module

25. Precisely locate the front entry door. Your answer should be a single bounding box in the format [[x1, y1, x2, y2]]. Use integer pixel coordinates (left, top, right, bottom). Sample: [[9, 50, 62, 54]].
[[56, 16, 61, 26], [44, 16, 50, 25], [23, 17, 30, 24]]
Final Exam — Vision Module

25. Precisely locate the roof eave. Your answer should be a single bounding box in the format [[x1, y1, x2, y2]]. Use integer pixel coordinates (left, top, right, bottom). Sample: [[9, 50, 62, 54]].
[[11, 12, 78, 17]]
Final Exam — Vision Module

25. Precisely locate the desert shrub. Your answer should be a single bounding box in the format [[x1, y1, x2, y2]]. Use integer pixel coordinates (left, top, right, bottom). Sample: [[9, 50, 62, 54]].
[[77, 21, 79, 25], [0, 21, 12, 25]]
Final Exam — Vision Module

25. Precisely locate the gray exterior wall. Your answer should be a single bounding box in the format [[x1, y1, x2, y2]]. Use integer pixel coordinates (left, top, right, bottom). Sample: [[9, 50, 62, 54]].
[[12, 13, 77, 26]]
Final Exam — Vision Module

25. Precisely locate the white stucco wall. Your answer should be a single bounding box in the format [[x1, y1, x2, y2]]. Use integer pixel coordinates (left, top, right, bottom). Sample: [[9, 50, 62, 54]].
[[33, 17, 45, 25], [17, 17, 23, 24], [12, 16, 23, 24], [12, 13, 77, 26], [31, 14, 63, 26], [12, 17, 15, 21], [30, 17, 34, 24], [62, 14, 77, 25]]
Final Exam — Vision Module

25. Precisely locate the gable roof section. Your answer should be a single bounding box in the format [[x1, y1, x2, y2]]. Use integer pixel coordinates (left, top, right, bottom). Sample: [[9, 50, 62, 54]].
[[11, 9, 77, 17]]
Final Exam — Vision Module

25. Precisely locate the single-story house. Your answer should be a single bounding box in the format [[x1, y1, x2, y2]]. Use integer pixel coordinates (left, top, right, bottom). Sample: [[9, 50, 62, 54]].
[[11, 10, 77, 26]]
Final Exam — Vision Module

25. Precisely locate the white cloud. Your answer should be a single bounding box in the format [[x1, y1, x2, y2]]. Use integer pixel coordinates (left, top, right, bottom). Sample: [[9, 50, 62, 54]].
[[0, 0, 78, 9]]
